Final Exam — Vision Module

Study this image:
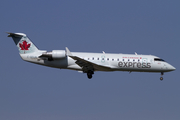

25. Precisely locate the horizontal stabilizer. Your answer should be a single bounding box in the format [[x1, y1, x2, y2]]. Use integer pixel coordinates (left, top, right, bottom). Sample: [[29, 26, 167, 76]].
[[7, 32, 26, 37]]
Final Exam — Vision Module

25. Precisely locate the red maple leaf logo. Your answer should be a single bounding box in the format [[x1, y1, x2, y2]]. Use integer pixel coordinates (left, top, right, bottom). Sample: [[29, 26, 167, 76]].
[[19, 41, 31, 50]]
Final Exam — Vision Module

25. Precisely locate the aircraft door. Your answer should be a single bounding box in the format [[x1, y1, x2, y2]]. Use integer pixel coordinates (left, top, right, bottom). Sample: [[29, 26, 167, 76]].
[[142, 58, 147, 68], [142, 58, 147, 63]]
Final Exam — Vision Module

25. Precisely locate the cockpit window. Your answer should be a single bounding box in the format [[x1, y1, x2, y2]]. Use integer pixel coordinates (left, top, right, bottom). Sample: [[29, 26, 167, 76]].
[[154, 58, 165, 62]]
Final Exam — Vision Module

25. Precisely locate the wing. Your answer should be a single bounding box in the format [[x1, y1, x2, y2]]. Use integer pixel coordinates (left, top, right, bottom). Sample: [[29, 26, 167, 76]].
[[66, 47, 112, 72]]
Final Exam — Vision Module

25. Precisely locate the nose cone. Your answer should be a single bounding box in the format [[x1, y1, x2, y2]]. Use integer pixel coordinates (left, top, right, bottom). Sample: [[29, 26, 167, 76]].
[[170, 65, 176, 71]]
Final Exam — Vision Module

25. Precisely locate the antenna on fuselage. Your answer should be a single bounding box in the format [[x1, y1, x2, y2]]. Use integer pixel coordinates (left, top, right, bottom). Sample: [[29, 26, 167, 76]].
[[102, 51, 105, 54], [135, 52, 138, 55]]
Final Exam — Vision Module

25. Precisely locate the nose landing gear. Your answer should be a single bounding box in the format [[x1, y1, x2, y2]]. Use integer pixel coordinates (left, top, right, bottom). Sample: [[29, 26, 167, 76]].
[[160, 72, 164, 81]]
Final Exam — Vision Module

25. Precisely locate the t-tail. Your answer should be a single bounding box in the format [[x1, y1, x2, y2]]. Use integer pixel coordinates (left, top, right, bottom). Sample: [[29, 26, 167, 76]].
[[7, 32, 39, 54]]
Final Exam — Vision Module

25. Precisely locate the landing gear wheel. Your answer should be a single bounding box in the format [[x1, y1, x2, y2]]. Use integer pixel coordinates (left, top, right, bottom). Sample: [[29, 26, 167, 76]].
[[87, 74, 92, 79], [87, 70, 94, 79], [160, 77, 163, 81]]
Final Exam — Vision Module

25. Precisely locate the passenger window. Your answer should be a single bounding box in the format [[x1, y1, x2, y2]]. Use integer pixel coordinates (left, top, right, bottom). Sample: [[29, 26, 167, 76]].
[[112, 59, 114, 61]]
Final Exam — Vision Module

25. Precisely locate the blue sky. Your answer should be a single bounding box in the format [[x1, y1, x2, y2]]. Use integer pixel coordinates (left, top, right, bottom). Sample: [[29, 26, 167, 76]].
[[1, 0, 180, 120]]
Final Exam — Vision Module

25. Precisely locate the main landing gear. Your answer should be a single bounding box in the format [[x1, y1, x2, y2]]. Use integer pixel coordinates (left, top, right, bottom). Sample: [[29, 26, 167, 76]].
[[87, 70, 94, 79], [160, 72, 164, 81]]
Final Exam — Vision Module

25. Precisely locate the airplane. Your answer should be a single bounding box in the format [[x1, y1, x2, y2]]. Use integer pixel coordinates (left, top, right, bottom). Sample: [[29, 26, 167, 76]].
[[8, 32, 176, 80]]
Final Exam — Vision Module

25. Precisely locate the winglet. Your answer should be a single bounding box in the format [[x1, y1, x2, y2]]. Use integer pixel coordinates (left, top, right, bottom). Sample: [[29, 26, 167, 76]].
[[65, 47, 73, 56]]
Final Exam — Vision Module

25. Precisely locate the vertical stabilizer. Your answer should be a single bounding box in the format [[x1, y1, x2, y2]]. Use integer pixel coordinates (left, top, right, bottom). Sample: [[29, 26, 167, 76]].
[[8, 32, 39, 54]]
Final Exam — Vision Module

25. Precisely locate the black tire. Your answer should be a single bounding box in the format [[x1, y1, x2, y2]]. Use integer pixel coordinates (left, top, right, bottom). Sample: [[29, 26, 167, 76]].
[[87, 74, 92, 79], [87, 71, 93, 79]]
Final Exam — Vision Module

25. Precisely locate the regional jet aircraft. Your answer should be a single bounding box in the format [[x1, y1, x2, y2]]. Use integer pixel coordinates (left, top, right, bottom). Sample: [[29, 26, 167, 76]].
[[8, 32, 175, 80]]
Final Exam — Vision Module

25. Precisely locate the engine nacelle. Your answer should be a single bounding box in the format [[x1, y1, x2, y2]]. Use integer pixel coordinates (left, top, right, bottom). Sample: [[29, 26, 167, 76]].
[[52, 50, 66, 59], [41, 50, 66, 60]]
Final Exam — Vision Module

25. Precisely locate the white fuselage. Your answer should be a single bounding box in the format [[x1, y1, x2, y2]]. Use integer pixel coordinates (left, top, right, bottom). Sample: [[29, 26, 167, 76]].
[[20, 51, 175, 73]]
